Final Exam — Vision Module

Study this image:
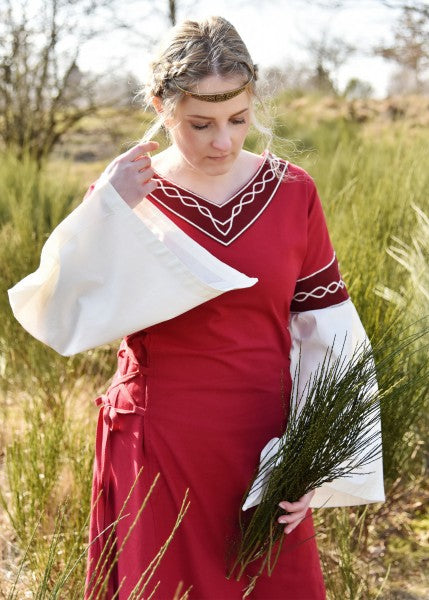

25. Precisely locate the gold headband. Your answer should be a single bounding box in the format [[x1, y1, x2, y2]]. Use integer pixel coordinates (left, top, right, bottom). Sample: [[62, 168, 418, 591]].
[[174, 74, 254, 103]]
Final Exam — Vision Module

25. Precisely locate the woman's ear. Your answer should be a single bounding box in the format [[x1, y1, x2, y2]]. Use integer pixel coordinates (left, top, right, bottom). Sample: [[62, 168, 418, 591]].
[[152, 96, 163, 115], [152, 96, 175, 130]]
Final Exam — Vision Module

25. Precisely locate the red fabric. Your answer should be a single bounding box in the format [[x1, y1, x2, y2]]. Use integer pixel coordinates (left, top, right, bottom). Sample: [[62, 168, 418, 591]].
[[149, 153, 286, 246], [290, 255, 349, 312], [290, 181, 349, 312], [85, 160, 329, 599]]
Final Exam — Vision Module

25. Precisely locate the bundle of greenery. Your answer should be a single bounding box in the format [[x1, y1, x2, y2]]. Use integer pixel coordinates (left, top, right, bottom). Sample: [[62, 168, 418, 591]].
[[226, 329, 427, 597]]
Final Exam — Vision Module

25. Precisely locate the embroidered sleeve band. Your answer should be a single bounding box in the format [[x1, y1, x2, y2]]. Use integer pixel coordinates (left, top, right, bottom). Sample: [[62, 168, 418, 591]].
[[290, 253, 349, 312]]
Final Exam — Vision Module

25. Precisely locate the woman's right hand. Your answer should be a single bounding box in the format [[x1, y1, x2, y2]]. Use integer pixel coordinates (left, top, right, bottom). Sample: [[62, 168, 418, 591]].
[[103, 140, 159, 209]]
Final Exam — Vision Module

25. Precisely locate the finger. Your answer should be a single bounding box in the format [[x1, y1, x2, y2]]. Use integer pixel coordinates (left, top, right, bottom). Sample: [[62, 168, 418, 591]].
[[142, 179, 158, 194], [126, 141, 159, 162], [137, 157, 152, 171], [278, 509, 306, 525], [279, 499, 307, 512], [133, 153, 152, 164], [283, 520, 302, 535], [138, 165, 154, 178], [279, 491, 314, 512], [140, 168, 155, 183]]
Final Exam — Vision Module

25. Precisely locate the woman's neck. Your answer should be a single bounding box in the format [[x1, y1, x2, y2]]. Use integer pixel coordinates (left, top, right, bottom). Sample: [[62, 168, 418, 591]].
[[151, 147, 264, 205]]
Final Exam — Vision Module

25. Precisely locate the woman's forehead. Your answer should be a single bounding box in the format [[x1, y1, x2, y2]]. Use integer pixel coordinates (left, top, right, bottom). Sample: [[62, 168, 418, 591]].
[[178, 81, 252, 119], [181, 99, 250, 120]]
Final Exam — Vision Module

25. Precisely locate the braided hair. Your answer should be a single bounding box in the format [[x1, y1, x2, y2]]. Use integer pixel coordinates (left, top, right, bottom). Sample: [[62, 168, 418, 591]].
[[139, 16, 272, 153]]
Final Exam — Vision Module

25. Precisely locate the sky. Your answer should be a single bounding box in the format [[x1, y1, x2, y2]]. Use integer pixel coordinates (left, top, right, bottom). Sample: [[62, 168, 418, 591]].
[[78, 0, 405, 98]]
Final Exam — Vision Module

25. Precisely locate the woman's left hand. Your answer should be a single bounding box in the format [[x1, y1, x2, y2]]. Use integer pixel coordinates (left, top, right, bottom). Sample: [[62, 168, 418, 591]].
[[277, 490, 315, 534]]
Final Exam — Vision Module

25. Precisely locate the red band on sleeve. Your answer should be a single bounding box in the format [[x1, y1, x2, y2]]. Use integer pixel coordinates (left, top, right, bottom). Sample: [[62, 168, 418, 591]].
[[291, 253, 349, 312]]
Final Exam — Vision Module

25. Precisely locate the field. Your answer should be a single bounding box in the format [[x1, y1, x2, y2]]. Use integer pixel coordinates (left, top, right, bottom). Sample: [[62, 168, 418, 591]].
[[0, 93, 428, 599]]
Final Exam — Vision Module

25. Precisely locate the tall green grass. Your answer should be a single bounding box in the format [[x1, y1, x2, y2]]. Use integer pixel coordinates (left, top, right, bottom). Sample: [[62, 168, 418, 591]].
[[0, 108, 428, 597], [0, 154, 116, 596], [304, 129, 429, 482], [284, 119, 429, 598]]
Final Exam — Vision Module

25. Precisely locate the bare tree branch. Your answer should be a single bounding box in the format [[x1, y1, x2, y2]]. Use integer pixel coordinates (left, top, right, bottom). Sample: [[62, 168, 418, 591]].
[[380, 1, 429, 19], [0, 0, 176, 164], [303, 30, 356, 94], [294, 0, 429, 17], [374, 5, 429, 92]]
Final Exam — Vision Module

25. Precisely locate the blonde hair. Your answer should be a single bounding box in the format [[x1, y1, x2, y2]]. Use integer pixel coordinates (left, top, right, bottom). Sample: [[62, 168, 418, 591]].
[[140, 16, 272, 149]]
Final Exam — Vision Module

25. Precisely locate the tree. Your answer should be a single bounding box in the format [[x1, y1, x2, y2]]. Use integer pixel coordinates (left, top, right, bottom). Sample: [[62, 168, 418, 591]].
[[374, 6, 429, 93], [0, 0, 189, 165], [379, 1, 429, 19], [300, 0, 429, 19], [0, 0, 120, 164], [304, 32, 355, 94], [259, 64, 314, 96], [343, 77, 374, 99]]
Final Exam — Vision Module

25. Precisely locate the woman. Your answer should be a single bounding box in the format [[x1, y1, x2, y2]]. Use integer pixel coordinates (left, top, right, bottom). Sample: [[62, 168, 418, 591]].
[[8, 16, 384, 599]]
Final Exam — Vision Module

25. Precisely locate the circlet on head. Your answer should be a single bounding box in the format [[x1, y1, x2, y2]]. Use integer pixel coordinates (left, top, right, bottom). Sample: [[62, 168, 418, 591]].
[[173, 72, 255, 103]]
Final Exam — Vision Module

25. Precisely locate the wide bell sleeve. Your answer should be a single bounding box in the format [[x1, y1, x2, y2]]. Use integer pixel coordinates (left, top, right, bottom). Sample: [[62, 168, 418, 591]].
[[242, 177, 384, 511], [289, 302, 385, 508], [8, 175, 258, 356]]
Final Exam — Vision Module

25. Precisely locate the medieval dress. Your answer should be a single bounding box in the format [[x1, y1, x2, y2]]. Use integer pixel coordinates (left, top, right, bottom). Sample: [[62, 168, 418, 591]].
[[8, 151, 385, 599]]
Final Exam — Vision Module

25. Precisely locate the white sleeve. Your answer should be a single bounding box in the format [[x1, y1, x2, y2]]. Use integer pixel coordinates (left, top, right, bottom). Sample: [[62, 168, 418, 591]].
[[7, 176, 257, 356], [289, 299, 385, 508], [242, 298, 385, 512]]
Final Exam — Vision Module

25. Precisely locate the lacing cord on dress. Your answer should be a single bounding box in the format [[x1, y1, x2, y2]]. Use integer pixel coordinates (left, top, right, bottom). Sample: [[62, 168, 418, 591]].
[[90, 338, 149, 586]]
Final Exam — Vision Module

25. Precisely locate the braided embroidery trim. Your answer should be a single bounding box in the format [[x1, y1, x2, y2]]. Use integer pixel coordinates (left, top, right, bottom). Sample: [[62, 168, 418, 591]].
[[150, 154, 286, 238], [292, 279, 346, 302]]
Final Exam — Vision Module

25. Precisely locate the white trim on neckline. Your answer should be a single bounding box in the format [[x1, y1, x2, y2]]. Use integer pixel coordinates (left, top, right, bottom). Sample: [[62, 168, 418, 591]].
[[148, 155, 288, 246]]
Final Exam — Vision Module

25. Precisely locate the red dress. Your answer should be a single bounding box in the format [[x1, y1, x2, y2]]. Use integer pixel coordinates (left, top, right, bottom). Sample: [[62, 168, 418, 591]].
[[85, 153, 347, 599]]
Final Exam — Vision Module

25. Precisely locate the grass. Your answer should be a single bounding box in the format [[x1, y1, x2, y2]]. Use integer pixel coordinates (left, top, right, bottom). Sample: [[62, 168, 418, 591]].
[[0, 94, 428, 598]]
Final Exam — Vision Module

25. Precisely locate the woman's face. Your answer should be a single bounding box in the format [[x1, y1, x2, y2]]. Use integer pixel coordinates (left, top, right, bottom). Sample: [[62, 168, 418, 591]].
[[163, 75, 252, 177]]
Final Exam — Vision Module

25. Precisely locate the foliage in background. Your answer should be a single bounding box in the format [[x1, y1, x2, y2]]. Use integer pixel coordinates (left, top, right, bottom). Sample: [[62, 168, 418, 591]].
[[0, 0, 182, 165], [374, 6, 429, 95], [0, 153, 117, 596]]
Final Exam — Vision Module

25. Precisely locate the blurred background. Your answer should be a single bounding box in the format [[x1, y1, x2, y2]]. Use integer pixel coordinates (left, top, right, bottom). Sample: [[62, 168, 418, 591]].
[[0, 1, 428, 598]]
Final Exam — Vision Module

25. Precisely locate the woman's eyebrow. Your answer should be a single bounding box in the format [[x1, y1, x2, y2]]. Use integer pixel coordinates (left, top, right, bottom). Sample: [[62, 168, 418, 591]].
[[186, 108, 249, 119]]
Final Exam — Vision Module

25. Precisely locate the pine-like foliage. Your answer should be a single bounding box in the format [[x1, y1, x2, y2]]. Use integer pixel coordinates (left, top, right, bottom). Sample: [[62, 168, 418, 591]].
[[227, 326, 428, 596]]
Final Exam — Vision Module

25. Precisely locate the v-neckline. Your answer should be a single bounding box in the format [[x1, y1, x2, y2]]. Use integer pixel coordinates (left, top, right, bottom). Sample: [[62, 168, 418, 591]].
[[147, 152, 288, 246], [152, 150, 269, 208]]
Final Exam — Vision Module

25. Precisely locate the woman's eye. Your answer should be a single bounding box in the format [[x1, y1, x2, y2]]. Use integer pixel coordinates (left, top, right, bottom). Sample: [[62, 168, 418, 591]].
[[191, 119, 245, 130]]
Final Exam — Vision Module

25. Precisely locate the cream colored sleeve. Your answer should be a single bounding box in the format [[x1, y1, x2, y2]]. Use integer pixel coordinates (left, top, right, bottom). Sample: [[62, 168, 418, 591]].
[[291, 300, 385, 508], [8, 177, 257, 356], [242, 299, 385, 511]]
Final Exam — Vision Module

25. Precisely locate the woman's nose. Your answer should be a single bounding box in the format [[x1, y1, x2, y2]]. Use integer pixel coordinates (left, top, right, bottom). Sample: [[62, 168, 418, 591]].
[[212, 128, 232, 152]]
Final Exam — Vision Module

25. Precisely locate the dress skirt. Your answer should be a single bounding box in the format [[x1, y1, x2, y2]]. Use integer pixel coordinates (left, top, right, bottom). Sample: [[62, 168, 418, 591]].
[[85, 330, 326, 599]]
